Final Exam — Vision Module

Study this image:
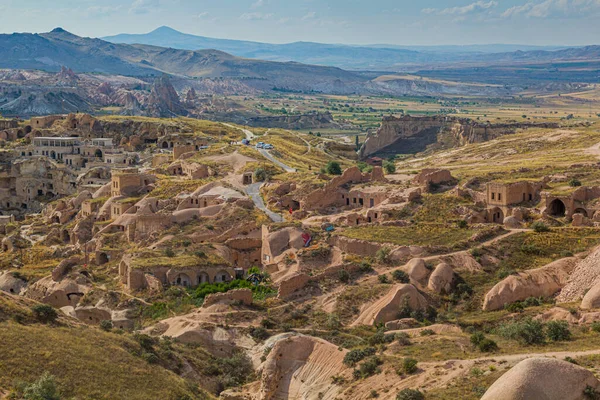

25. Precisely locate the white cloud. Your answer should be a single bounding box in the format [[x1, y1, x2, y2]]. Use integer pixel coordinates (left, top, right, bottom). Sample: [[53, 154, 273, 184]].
[[197, 11, 209, 18], [502, 0, 600, 18], [239, 12, 274, 20], [423, 1, 498, 15], [251, 0, 264, 9]]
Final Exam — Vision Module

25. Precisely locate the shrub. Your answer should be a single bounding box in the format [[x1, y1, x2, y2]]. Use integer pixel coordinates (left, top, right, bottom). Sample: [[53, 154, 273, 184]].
[[456, 219, 468, 229], [31, 304, 58, 324], [375, 247, 391, 264], [498, 318, 545, 345], [343, 347, 376, 367], [591, 322, 600, 333], [584, 385, 600, 399], [142, 351, 159, 364], [470, 332, 485, 346], [478, 338, 499, 352], [378, 274, 389, 284], [19, 372, 61, 400], [546, 320, 572, 342], [565, 356, 579, 364], [420, 329, 435, 336], [249, 326, 270, 342], [505, 302, 525, 313], [532, 221, 550, 233], [395, 332, 411, 346], [402, 357, 419, 374], [254, 168, 270, 182], [338, 269, 350, 283], [164, 248, 175, 257], [569, 179, 582, 187], [100, 320, 113, 331], [392, 270, 409, 283], [358, 356, 383, 378], [368, 330, 396, 346], [260, 318, 276, 329], [397, 389, 424, 400], [383, 160, 396, 174], [325, 161, 342, 175], [470, 247, 483, 257], [359, 261, 373, 273]]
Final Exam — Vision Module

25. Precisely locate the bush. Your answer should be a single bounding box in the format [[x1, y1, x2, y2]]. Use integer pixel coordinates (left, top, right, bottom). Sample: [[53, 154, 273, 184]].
[[19, 372, 61, 400], [249, 326, 270, 342], [375, 247, 391, 264], [395, 332, 411, 346], [591, 322, 600, 333], [498, 318, 545, 345], [383, 160, 396, 174], [402, 357, 419, 374], [397, 389, 424, 400], [505, 302, 525, 313], [392, 270, 410, 283], [338, 269, 350, 283], [478, 338, 499, 352], [358, 356, 383, 378], [254, 168, 270, 182], [164, 248, 175, 257], [368, 330, 396, 346], [325, 161, 342, 175], [546, 320, 572, 342], [343, 347, 376, 367], [569, 179, 582, 187], [100, 320, 113, 331], [584, 385, 600, 399], [532, 221, 550, 233], [31, 304, 58, 324], [420, 329, 435, 336], [456, 219, 468, 229], [378, 274, 389, 284], [470, 332, 485, 346]]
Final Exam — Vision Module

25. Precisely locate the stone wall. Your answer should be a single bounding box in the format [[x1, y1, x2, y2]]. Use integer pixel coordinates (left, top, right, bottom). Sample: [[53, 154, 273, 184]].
[[277, 273, 310, 299]]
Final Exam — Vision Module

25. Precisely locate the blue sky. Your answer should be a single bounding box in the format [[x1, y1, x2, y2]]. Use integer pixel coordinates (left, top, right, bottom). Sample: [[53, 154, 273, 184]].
[[0, 0, 598, 45]]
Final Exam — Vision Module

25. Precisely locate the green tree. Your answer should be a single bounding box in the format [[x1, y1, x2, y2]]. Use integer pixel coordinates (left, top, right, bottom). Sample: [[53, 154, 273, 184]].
[[325, 161, 342, 175]]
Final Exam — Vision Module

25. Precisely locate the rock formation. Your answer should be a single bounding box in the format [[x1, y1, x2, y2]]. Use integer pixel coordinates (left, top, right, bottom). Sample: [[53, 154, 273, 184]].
[[146, 75, 188, 117], [483, 258, 577, 311], [352, 284, 427, 326], [481, 358, 600, 400]]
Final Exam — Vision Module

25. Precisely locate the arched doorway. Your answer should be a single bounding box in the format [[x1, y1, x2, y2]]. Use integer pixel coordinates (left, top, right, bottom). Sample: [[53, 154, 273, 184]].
[[491, 207, 504, 224], [548, 199, 566, 217], [61, 229, 70, 243], [50, 151, 56, 159], [198, 272, 209, 285], [214, 270, 231, 283], [174, 273, 191, 287], [574, 208, 588, 217], [162, 141, 169, 149], [94, 149, 103, 158]]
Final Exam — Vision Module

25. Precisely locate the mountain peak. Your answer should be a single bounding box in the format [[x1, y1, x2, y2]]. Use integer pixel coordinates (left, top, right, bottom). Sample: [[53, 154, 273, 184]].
[[51, 27, 67, 33], [151, 26, 182, 34]]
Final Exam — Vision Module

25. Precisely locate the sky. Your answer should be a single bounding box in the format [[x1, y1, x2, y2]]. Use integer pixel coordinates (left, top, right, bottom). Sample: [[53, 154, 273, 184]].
[[0, 0, 598, 46]]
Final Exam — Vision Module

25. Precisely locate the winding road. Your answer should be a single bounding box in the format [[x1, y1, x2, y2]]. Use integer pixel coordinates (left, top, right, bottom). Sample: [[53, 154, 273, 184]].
[[245, 182, 284, 223]]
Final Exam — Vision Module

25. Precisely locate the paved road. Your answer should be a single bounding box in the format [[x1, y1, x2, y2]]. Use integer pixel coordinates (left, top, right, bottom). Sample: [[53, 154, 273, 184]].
[[222, 123, 256, 140], [258, 148, 296, 173], [245, 182, 284, 223]]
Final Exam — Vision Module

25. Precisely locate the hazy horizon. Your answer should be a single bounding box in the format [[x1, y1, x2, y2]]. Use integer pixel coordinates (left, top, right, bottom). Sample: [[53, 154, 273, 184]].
[[0, 0, 598, 47]]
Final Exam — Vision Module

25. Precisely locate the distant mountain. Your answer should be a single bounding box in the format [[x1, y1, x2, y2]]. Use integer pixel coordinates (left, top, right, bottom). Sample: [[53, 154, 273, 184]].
[[102, 27, 579, 70], [0, 28, 369, 92]]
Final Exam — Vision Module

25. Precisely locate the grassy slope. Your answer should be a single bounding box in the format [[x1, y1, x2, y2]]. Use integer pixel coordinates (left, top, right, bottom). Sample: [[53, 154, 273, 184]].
[[0, 293, 211, 400]]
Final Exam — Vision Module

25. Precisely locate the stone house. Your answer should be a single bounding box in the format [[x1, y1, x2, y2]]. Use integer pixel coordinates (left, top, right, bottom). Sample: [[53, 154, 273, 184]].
[[486, 180, 544, 223], [119, 252, 235, 290], [111, 170, 154, 197]]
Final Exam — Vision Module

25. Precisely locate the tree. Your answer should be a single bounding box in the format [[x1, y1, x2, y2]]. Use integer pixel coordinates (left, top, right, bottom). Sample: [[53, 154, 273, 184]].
[[355, 135, 360, 151], [397, 389, 424, 400], [20, 372, 61, 400], [325, 161, 342, 175]]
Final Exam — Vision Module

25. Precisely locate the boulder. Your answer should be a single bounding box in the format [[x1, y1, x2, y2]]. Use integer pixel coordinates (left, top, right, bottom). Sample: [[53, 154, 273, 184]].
[[483, 258, 577, 311], [503, 216, 522, 229], [427, 263, 455, 294], [404, 258, 430, 287], [581, 282, 600, 310], [481, 358, 600, 400], [533, 307, 579, 324], [384, 318, 420, 330]]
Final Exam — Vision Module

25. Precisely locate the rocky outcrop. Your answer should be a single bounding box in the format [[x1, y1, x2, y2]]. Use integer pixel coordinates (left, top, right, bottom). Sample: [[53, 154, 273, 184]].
[[202, 289, 252, 308], [26, 276, 91, 308], [481, 358, 600, 400], [483, 258, 577, 311], [359, 115, 560, 159], [352, 284, 427, 326], [146, 75, 188, 118], [403, 258, 430, 288], [558, 246, 600, 303], [246, 112, 339, 130], [428, 263, 455, 294], [581, 282, 600, 310], [259, 335, 347, 400], [0, 271, 27, 295]]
